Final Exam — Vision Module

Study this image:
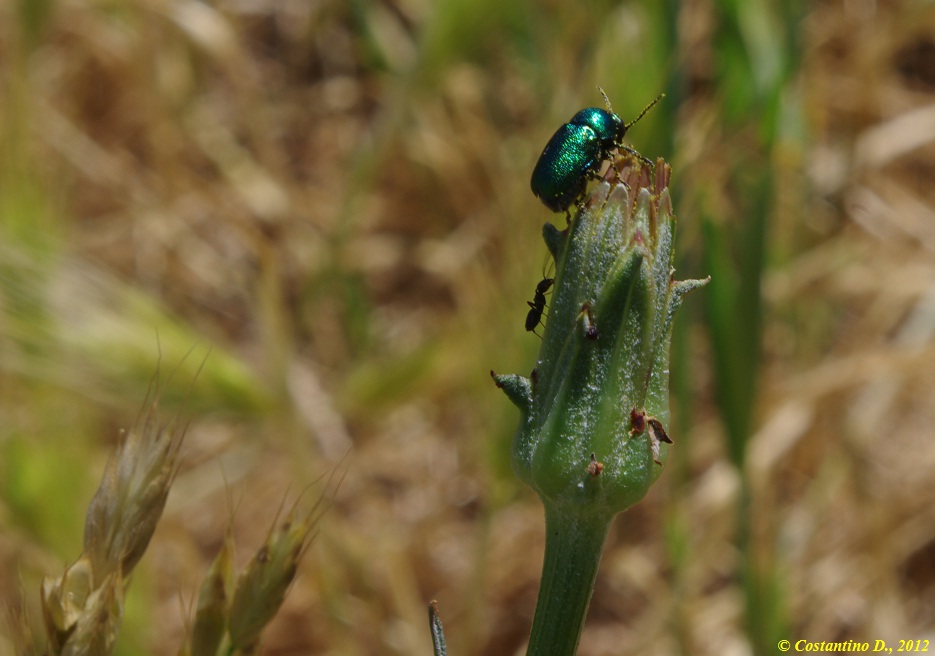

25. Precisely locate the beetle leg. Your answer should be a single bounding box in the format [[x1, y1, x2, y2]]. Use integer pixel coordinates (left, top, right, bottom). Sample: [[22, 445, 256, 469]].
[[619, 144, 652, 167]]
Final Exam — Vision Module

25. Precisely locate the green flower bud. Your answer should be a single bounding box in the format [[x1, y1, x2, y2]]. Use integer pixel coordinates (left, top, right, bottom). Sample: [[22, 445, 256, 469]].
[[496, 159, 708, 520]]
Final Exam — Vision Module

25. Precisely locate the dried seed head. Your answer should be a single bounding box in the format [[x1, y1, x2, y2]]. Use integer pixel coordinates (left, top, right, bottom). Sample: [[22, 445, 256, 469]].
[[40, 556, 94, 651], [189, 531, 234, 656], [83, 402, 183, 580], [227, 510, 316, 651], [59, 571, 124, 656]]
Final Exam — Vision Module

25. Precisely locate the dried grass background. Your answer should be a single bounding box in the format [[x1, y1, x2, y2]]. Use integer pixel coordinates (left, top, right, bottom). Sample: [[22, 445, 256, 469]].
[[2, 0, 935, 654]]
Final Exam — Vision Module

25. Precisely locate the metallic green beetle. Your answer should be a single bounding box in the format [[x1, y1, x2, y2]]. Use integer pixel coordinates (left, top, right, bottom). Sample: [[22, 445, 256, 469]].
[[530, 92, 663, 213]]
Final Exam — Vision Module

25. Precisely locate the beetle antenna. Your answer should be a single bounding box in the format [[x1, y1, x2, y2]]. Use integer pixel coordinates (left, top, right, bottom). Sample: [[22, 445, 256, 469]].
[[598, 86, 613, 112], [623, 93, 665, 130]]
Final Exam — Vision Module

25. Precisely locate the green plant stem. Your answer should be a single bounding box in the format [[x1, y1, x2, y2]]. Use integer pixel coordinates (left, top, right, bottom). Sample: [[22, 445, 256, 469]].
[[526, 505, 613, 656]]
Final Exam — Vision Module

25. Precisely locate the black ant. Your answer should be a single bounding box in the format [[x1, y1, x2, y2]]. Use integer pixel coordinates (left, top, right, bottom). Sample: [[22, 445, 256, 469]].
[[525, 277, 554, 336]]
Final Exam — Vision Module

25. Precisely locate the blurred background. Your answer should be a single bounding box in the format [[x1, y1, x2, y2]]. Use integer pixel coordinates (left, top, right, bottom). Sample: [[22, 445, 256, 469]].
[[2, 0, 935, 653]]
